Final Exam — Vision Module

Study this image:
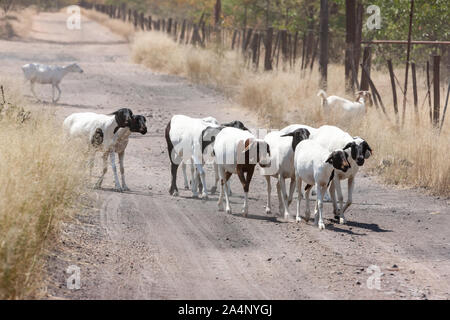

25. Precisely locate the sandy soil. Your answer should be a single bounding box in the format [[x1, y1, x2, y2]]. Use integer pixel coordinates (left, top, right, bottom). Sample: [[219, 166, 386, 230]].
[[1, 12, 449, 300]]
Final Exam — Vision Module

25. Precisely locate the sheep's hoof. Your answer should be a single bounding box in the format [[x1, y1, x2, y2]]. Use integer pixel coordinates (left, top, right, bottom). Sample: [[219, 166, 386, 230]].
[[114, 187, 123, 193], [184, 185, 189, 190], [265, 207, 271, 215], [284, 213, 290, 221], [226, 208, 232, 214], [296, 216, 302, 223], [201, 193, 208, 200], [122, 186, 130, 192], [218, 203, 224, 211], [339, 217, 346, 225], [318, 222, 326, 230]]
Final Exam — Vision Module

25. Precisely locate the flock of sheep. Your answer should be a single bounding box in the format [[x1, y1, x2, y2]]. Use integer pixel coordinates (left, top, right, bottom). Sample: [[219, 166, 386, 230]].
[[22, 62, 373, 230]]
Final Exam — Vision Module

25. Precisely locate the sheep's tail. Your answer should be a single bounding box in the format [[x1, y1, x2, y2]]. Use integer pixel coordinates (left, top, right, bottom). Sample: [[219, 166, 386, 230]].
[[317, 89, 328, 109]]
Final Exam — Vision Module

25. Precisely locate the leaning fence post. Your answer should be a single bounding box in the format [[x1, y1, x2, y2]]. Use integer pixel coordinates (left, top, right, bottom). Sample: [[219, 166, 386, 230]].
[[387, 60, 399, 123], [360, 46, 371, 91], [439, 82, 450, 134], [432, 55, 441, 128]]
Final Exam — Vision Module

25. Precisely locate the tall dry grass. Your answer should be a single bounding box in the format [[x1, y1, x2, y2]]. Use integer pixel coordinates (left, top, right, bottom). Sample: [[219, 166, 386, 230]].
[[130, 28, 449, 195], [81, 8, 134, 41], [0, 78, 89, 299], [0, 7, 34, 39]]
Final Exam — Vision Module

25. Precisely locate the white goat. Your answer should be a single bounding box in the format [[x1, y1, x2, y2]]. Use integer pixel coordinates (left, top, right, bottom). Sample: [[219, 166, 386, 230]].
[[22, 63, 83, 103], [294, 139, 351, 230], [261, 128, 311, 219], [214, 127, 271, 216], [63, 108, 134, 192], [311, 125, 372, 224], [165, 114, 221, 199], [317, 90, 372, 116]]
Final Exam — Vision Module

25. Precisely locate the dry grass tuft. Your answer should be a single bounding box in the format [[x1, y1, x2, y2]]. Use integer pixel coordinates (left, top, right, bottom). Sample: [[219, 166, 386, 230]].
[[0, 78, 89, 299], [129, 25, 450, 195], [82, 8, 134, 41]]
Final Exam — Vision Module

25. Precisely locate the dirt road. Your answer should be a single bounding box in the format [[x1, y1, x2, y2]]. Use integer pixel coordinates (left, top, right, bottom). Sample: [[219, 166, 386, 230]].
[[1, 12, 449, 300]]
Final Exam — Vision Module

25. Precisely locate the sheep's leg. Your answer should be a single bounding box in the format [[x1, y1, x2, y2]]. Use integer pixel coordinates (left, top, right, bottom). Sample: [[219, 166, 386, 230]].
[[333, 177, 346, 224], [223, 171, 233, 214], [241, 166, 255, 217], [51, 84, 56, 103], [30, 81, 39, 101], [194, 163, 208, 200], [296, 177, 303, 223], [279, 174, 290, 220], [169, 162, 179, 196], [55, 83, 62, 102], [211, 162, 219, 194], [329, 180, 339, 218], [287, 177, 296, 206], [217, 167, 225, 211], [109, 152, 122, 192], [181, 161, 189, 189], [342, 177, 354, 215], [94, 152, 109, 189], [265, 176, 272, 214], [118, 151, 129, 191], [276, 180, 283, 215], [304, 184, 312, 222], [190, 161, 199, 198], [316, 184, 326, 230]]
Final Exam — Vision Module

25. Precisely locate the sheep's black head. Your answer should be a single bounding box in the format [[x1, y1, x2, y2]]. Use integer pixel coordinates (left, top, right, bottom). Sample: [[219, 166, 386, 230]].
[[326, 150, 351, 172], [201, 126, 223, 153], [344, 137, 372, 166], [222, 120, 249, 131], [113, 108, 134, 128], [130, 115, 147, 135], [91, 128, 104, 147], [281, 128, 311, 151]]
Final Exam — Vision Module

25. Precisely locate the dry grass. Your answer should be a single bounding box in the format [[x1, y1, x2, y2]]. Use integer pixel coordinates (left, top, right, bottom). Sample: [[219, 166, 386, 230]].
[[0, 7, 34, 39], [81, 8, 134, 41], [0, 78, 89, 299], [130, 28, 450, 195]]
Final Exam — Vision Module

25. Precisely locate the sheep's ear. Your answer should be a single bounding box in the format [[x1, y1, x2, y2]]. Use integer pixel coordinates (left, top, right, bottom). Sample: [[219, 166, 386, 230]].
[[343, 142, 354, 150], [364, 142, 373, 159], [280, 132, 294, 137]]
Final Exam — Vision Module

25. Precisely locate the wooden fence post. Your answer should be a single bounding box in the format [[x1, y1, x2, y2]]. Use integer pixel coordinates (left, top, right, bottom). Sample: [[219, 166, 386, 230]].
[[387, 60, 399, 122], [140, 12, 144, 30], [133, 10, 138, 29], [264, 27, 273, 71], [148, 16, 152, 30], [345, 0, 356, 93], [167, 18, 172, 34], [360, 46, 371, 90], [231, 29, 238, 50], [180, 20, 186, 44], [411, 62, 419, 119], [280, 30, 288, 68], [401, 0, 415, 126], [319, 0, 329, 89], [433, 55, 441, 127], [426, 61, 432, 122]]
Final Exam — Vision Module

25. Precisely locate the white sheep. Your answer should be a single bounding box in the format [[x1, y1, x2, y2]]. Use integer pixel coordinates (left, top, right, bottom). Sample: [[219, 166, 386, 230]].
[[311, 125, 372, 224], [294, 139, 351, 230], [261, 128, 311, 219], [63, 108, 134, 192], [165, 114, 221, 199], [214, 127, 271, 216], [22, 63, 83, 103], [317, 90, 372, 116]]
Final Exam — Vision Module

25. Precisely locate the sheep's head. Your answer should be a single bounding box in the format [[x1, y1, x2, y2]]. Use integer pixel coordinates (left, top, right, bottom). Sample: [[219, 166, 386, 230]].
[[201, 126, 223, 153], [113, 108, 134, 128], [222, 120, 249, 131], [343, 137, 373, 166], [130, 115, 147, 135], [68, 63, 84, 73], [281, 128, 311, 151], [355, 91, 372, 107], [326, 150, 351, 172], [91, 128, 104, 147]]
